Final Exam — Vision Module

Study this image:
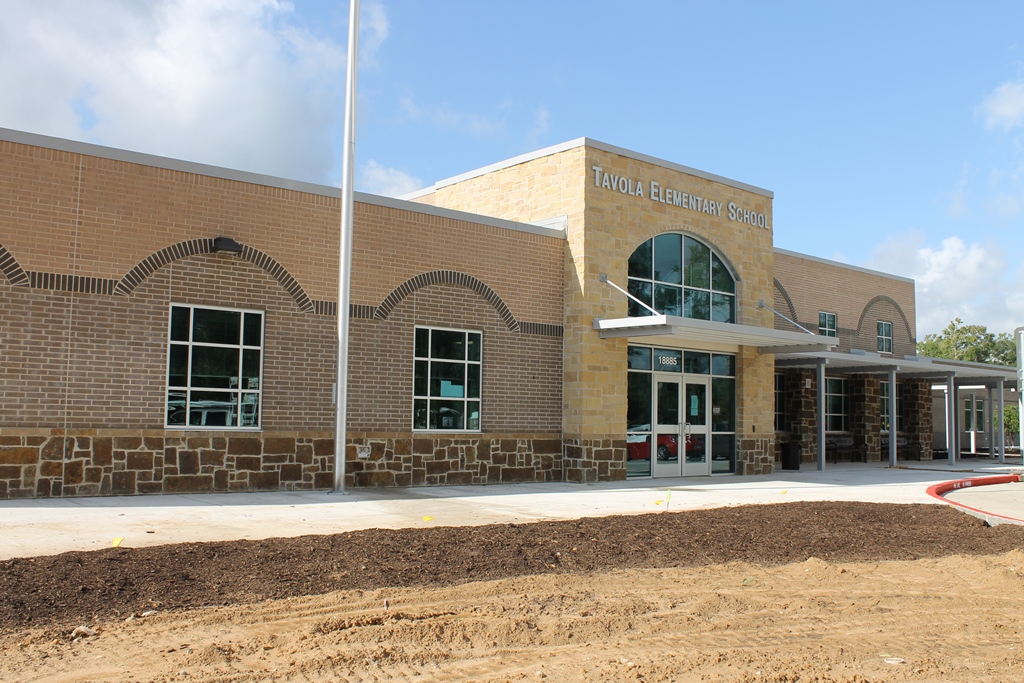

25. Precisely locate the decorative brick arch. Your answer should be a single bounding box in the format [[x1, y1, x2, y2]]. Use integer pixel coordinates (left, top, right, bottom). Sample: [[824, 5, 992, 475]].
[[0, 243, 29, 286], [114, 238, 314, 312], [374, 270, 520, 332], [856, 295, 914, 342], [773, 278, 799, 323]]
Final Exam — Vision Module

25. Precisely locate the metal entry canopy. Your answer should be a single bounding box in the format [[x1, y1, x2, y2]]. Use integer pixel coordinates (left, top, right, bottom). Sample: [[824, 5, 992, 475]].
[[593, 314, 837, 354]]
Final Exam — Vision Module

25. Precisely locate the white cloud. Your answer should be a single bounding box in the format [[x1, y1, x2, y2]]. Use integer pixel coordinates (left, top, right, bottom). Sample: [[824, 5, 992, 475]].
[[0, 0, 363, 184], [357, 160, 423, 197], [398, 94, 506, 138], [360, 1, 390, 68], [865, 231, 1021, 336], [979, 80, 1024, 131]]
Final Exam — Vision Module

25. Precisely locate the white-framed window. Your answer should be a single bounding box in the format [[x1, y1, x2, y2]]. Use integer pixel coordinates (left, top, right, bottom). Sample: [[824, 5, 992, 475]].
[[825, 377, 850, 432], [166, 304, 264, 429], [877, 320, 893, 353], [626, 234, 736, 323], [880, 381, 904, 433], [818, 312, 837, 337], [965, 398, 985, 432], [413, 327, 481, 431]]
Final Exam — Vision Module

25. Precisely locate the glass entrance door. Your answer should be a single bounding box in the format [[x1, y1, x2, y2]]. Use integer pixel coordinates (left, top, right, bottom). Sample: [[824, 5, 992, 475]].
[[652, 377, 682, 478], [682, 378, 710, 476]]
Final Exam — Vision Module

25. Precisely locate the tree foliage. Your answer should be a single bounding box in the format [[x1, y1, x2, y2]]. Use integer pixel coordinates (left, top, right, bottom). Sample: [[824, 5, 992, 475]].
[[1005, 405, 1020, 440], [917, 318, 1017, 366]]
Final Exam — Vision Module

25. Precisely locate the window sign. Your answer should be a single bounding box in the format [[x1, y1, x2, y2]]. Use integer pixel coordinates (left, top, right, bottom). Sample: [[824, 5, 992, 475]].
[[654, 349, 682, 373]]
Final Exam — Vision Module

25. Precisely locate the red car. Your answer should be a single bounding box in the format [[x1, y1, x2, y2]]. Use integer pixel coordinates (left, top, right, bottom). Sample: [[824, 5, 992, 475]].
[[627, 433, 697, 461]]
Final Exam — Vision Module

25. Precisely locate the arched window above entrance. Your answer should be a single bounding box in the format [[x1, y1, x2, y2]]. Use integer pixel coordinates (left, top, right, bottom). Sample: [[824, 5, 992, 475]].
[[627, 234, 736, 323]]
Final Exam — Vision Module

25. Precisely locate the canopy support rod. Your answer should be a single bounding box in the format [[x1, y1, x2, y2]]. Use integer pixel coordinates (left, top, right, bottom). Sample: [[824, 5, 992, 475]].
[[757, 300, 816, 336], [599, 274, 659, 316]]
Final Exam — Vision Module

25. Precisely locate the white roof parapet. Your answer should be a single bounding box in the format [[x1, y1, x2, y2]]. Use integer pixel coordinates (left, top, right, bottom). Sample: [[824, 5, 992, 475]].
[[403, 137, 774, 200]]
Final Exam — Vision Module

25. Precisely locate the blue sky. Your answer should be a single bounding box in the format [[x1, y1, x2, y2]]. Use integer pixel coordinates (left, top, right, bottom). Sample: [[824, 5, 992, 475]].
[[2, 0, 1023, 337]]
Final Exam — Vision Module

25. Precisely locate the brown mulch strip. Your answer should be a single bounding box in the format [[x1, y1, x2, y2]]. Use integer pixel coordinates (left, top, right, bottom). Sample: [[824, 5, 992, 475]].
[[2, 501, 1022, 632]]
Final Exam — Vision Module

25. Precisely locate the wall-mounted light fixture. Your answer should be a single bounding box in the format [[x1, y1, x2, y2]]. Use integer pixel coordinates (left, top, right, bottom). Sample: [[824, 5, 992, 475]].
[[212, 236, 243, 255]]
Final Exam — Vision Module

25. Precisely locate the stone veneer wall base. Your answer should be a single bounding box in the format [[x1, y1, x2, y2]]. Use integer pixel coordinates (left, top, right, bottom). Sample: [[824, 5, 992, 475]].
[[0, 429, 568, 498]]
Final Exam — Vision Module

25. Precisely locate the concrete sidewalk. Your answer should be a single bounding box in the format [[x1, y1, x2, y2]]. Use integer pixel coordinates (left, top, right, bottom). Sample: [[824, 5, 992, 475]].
[[1, 458, 1022, 560]]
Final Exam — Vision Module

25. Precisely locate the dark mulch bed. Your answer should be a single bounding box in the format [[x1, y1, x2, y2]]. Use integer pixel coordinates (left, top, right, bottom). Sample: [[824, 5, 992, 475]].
[[2, 501, 1022, 632]]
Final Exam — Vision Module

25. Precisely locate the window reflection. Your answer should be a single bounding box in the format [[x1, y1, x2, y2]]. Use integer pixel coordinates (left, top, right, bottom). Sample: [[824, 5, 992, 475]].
[[627, 234, 736, 323], [413, 327, 482, 431], [166, 305, 263, 429]]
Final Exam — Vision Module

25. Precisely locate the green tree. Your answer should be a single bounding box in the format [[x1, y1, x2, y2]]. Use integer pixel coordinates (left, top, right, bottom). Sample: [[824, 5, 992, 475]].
[[917, 318, 1017, 366], [1005, 405, 1020, 446]]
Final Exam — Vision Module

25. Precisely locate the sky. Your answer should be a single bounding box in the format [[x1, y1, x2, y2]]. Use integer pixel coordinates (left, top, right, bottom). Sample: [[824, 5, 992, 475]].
[[2, 0, 1023, 338]]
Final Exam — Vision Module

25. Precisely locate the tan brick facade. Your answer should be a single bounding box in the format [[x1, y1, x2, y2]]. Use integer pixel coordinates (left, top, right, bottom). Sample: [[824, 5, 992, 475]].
[[1, 133, 565, 498], [1, 130, 947, 499], [773, 250, 917, 357], [428, 141, 778, 476]]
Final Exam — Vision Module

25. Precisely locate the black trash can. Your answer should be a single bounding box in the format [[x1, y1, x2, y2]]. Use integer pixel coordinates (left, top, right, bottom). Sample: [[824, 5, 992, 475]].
[[781, 441, 801, 470]]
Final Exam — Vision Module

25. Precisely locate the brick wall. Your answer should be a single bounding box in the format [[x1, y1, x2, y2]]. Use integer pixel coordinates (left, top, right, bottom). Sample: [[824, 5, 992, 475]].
[[0, 134, 571, 499], [348, 283, 562, 433], [773, 251, 917, 356]]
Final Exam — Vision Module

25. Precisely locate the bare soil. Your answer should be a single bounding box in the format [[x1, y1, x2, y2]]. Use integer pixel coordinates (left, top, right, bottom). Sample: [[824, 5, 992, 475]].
[[3, 501, 1024, 682]]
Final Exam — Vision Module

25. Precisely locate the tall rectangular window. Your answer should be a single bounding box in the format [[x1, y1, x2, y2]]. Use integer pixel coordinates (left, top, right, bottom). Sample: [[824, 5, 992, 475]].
[[880, 381, 904, 433], [413, 327, 481, 431], [818, 312, 837, 337], [877, 321, 893, 353], [825, 378, 850, 432], [166, 304, 263, 428]]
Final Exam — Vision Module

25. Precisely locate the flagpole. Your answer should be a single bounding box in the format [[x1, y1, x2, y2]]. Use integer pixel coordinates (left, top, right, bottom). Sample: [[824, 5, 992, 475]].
[[333, 0, 360, 493]]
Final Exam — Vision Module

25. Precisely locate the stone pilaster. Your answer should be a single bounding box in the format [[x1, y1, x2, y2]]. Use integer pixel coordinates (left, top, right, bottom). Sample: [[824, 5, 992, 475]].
[[903, 378, 933, 459], [780, 369, 818, 464], [851, 375, 881, 461]]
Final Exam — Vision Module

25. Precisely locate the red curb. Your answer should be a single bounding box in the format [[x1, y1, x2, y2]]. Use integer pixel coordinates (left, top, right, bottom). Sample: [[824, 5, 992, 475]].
[[927, 475, 1024, 524]]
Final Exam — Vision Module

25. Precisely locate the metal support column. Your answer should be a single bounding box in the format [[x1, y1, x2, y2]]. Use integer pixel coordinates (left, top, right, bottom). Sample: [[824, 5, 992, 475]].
[[997, 378, 1006, 463], [1017, 327, 1024, 455], [332, 0, 361, 494], [987, 386, 995, 457], [888, 367, 897, 467], [946, 374, 956, 466], [969, 392, 977, 454], [817, 361, 826, 471]]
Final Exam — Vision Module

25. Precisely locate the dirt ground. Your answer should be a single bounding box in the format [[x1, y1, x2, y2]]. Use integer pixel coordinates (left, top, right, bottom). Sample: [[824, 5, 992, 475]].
[[3, 501, 1024, 682]]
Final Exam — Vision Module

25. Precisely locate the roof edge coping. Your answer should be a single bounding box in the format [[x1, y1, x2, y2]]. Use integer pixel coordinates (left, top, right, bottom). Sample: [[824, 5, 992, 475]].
[[404, 137, 774, 199]]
